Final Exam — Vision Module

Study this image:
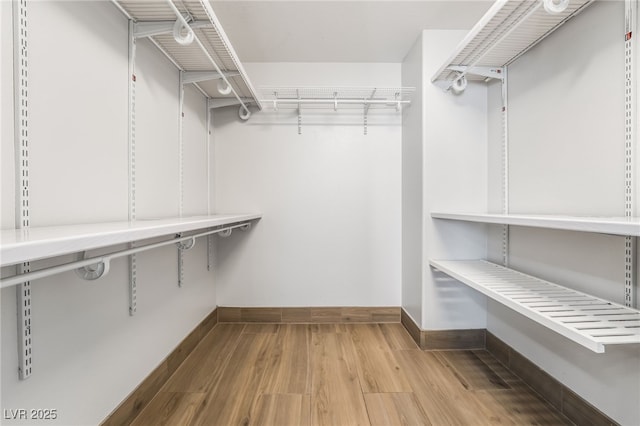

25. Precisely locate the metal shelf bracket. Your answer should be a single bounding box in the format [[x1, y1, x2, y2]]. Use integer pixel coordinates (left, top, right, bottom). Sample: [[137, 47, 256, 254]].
[[182, 70, 240, 85], [447, 66, 504, 81], [133, 15, 209, 39]]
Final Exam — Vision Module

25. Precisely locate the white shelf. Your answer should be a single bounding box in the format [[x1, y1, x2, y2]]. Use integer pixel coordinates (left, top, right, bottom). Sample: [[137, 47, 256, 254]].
[[114, 0, 262, 109], [430, 260, 640, 353], [258, 86, 415, 110], [431, 212, 640, 237], [431, 0, 593, 85], [0, 214, 261, 267]]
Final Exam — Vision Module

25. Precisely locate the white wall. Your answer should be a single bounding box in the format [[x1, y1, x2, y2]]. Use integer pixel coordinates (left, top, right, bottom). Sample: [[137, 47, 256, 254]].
[[401, 36, 424, 325], [1, 2, 215, 425], [487, 2, 640, 424], [2, 1, 15, 230], [421, 30, 489, 331], [212, 62, 402, 307]]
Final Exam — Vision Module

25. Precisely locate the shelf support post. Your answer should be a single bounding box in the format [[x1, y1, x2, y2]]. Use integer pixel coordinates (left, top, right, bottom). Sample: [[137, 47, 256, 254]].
[[128, 19, 138, 315], [624, 0, 638, 308], [363, 88, 376, 136], [178, 72, 186, 287], [13, 0, 32, 381], [501, 68, 510, 267]]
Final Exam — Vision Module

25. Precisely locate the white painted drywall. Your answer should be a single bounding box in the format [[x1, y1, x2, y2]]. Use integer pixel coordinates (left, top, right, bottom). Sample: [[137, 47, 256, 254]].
[[1, 1, 15, 230], [486, 2, 640, 424], [212, 62, 402, 307], [1, 2, 215, 425], [421, 30, 488, 330], [401, 35, 424, 326]]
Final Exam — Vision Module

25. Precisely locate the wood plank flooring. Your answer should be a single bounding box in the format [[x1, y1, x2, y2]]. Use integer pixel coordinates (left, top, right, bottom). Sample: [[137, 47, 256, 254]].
[[131, 323, 571, 426]]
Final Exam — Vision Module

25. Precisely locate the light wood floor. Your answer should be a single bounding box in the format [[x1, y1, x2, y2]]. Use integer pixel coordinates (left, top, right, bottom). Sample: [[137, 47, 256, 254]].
[[131, 323, 572, 426]]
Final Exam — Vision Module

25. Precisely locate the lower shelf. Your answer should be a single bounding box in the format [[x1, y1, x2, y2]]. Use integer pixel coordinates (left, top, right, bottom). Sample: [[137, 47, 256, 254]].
[[429, 259, 640, 353]]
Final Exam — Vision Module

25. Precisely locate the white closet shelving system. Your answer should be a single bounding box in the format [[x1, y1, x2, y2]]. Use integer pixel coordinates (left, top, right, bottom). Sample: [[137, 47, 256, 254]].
[[430, 0, 639, 353], [258, 86, 415, 134], [112, 0, 263, 116], [5, 0, 262, 380]]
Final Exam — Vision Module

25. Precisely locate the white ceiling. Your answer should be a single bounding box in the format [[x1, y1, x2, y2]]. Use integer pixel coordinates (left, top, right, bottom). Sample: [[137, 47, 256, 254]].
[[209, 1, 493, 63]]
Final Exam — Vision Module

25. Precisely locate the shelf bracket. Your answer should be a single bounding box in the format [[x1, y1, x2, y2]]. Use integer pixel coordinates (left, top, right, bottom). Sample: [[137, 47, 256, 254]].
[[447, 66, 504, 80], [363, 88, 377, 136], [297, 89, 302, 135], [133, 16, 210, 39], [129, 248, 137, 316], [207, 97, 253, 109], [207, 234, 214, 271], [182, 70, 240, 85]]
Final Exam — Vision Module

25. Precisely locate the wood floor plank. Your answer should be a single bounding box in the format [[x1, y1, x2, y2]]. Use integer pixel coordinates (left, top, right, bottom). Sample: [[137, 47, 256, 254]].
[[131, 392, 205, 426], [310, 324, 338, 334], [164, 323, 245, 393], [243, 323, 280, 334], [394, 350, 506, 425], [379, 323, 418, 350], [364, 393, 431, 426], [129, 322, 572, 426], [259, 324, 310, 395], [347, 324, 412, 393], [477, 383, 573, 425], [251, 394, 310, 426], [433, 351, 511, 391], [192, 333, 274, 426], [471, 350, 520, 384], [310, 332, 370, 426]]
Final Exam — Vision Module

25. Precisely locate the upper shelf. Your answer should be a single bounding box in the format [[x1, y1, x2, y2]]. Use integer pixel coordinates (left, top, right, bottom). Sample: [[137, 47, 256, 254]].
[[258, 86, 415, 110], [431, 0, 593, 86], [431, 212, 640, 237], [0, 214, 261, 267], [114, 0, 262, 110]]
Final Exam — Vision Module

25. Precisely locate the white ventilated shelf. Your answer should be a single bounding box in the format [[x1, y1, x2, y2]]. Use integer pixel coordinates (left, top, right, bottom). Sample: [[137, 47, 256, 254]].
[[431, 212, 640, 237], [114, 0, 262, 109], [430, 260, 640, 353], [258, 86, 415, 110], [432, 0, 593, 84], [0, 214, 261, 267]]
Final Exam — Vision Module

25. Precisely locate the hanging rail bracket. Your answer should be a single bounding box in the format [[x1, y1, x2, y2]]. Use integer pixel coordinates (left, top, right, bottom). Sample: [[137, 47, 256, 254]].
[[182, 70, 240, 85], [133, 16, 210, 39], [447, 66, 504, 80]]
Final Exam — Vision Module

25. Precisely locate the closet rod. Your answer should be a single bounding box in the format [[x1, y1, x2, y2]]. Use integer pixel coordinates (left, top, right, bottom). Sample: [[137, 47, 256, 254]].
[[1, 221, 252, 288], [264, 99, 411, 106], [164, 0, 251, 116]]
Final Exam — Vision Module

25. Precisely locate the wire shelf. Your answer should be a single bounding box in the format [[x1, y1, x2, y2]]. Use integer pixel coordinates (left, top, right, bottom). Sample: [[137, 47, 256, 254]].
[[115, 0, 261, 108], [432, 0, 593, 84], [258, 86, 415, 110], [430, 260, 640, 353]]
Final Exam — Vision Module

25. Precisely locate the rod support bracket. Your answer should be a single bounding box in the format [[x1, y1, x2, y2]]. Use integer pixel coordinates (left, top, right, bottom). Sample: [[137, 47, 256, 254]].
[[75, 252, 110, 280], [218, 228, 233, 238], [176, 235, 196, 251]]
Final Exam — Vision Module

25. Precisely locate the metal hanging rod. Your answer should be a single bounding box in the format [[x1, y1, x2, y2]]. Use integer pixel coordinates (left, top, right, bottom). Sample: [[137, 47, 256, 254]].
[[0, 221, 253, 289], [259, 86, 415, 111], [263, 99, 412, 107]]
